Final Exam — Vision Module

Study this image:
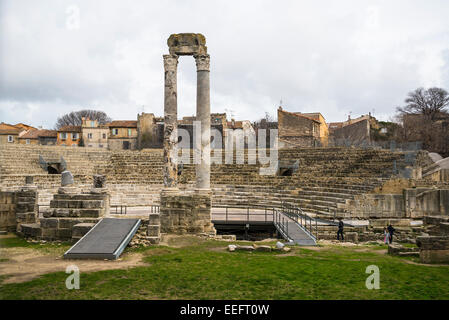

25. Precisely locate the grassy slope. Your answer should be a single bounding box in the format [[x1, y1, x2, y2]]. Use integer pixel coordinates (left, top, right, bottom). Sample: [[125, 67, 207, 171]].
[[0, 236, 448, 300]]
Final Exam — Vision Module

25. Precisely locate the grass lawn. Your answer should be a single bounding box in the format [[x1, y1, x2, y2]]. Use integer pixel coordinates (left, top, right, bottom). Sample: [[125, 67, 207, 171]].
[[0, 235, 448, 300]]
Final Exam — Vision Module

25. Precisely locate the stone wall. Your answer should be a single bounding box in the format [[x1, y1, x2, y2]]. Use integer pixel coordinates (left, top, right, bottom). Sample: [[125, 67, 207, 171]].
[[331, 118, 370, 146], [278, 108, 320, 147], [15, 187, 38, 233], [160, 190, 215, 234], [0, 191, 16, 231], [343, 188, 449, 219], [35, 190, 109, 241]]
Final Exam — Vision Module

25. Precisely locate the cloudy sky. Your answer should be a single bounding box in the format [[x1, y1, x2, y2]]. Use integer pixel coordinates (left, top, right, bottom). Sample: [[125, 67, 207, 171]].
[[1, 0, 449, 129]]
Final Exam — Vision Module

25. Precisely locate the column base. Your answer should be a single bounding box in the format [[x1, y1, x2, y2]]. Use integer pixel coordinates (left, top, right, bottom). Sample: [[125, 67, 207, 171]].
[[160, 189, 215, 235]]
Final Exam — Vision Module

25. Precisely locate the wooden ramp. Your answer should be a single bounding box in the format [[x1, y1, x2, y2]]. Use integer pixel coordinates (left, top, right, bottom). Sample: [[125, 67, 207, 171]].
[[64, 218, 141, 260]]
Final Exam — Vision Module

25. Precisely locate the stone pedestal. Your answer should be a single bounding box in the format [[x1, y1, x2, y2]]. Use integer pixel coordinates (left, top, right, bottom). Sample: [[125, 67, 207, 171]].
[[35, 190, 109, 241], [160, 190, 215, 235]]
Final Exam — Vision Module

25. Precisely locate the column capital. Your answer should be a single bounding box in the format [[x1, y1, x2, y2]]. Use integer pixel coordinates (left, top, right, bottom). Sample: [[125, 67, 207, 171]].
[[194, 54, 210, 71], [163, 54, 178, 71]]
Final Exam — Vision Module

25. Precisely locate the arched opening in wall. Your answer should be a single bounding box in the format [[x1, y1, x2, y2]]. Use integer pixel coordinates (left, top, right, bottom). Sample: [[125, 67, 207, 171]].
[[279, 168, 293, 177], [47, 166, 59, 174]]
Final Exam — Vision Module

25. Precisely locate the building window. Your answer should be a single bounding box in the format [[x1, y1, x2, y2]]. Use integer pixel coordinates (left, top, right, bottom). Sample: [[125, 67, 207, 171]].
[[87, 133, 93, 139], [72, 133, 78, 140], [102, 133, 106, 139], [128, 129, 132, 136], [60, 133, 67, 140], [112, 128, 118, 136], [8, 135, 14, 143], [26, 139, 30, 144], [99, 144, 103, 148], [91, 121, 95, 127]]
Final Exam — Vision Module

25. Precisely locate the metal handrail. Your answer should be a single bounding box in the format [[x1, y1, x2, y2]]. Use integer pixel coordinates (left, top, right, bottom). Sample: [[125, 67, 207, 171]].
[[213, 205, 276, 224], [280, 201, 318, 240]]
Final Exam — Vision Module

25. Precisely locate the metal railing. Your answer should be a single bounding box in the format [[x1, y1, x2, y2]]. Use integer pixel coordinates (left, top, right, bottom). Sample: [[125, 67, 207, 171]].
[[273, 209, 290, 240], [280, 202, 318, 240], [149, 205, 160, 213], [111, 205, 127, 215], [212, 204, 275, 223]]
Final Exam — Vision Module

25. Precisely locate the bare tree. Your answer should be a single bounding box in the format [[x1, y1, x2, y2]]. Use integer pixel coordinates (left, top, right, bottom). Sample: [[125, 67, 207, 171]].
[[397, 87, 449, 120], [55, 110, 112, 129]]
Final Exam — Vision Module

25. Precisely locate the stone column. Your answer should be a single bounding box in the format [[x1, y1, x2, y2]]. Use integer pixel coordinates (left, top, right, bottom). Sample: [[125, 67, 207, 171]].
[[163, 54, 179, 188], [194, 54, 211, 190]]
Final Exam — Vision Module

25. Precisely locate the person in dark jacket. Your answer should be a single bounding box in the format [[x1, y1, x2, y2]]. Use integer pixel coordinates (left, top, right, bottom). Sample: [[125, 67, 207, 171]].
[[387, 224, 395, 243], [337, 219, 344, 241]]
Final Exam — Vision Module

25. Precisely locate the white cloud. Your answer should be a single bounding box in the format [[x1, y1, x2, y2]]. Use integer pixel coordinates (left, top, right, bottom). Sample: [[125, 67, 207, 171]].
[[1, 0, 449, 128]]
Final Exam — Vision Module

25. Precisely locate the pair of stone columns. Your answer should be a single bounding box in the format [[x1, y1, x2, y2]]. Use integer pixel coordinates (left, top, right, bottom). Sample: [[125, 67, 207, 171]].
[[163, 54, 211, 191]]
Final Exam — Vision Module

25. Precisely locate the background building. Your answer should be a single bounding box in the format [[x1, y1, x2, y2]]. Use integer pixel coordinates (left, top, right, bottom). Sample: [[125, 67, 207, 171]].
[[0, 123, 23, 145], [81, 117, 109, 148], [57, 126, 81, 146], [107, 120, 138, 150], [277, 107, 321, 147]]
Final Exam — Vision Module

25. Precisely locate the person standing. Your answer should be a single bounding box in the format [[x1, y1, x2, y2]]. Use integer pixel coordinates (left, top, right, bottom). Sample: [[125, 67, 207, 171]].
[[387, 224, 395, 243], [383, 227, 390, 244], [337, 219, 344, 241]]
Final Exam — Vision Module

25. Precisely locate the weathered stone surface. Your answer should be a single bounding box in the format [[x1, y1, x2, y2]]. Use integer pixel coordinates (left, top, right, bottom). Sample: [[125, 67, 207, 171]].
[[93, 174, 106, 188], [194, 54, 211, 190], [236, 245, 255, 251], [61, 171, 74, 186], [168, 33, 207, 56], [163, 54, 179, 188], [160, 190, 214, 235], [58, 186, 80, 194], [276, 241, 285, 249], [148, 213, 160, 225], [72, 223, 95, 237], [147, 225, 160, 237], [21, 223, 41, 237], [416, 236, 449, 264], [222, 234, 236, 241], [255, 245, 272, 252]]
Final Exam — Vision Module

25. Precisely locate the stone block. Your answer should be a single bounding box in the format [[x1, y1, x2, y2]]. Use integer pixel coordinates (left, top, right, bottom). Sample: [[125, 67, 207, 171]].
[[147, 225, 160, 237], [61, 171, 74, 186], [345, 232, 359, 243], [57, 228, 72, 240], [72, 223, 95, 237], [236, 245, 255, 251], [40, 218, 59, 229], [420, 249, 449, 264], [41, 228, 57, 240], [255, 245, 272, 252], [148, 214, 160, 225], [21, 223, 42, 237]]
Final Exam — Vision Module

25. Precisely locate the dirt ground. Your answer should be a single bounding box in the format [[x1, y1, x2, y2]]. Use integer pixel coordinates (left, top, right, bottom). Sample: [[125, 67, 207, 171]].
[[0, 247, 149, 284]]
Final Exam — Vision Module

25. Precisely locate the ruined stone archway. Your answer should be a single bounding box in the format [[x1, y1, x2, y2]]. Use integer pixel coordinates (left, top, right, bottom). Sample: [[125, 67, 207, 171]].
[[160, 33, 215, 235], [162, 33, 211, 191]]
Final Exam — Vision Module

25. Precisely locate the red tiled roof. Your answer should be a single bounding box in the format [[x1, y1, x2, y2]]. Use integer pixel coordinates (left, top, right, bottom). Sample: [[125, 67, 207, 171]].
[[58, 125, 82, 132], [20, 129, 57, 139], [279, 109, 321, 124], [107, 121, 137, 128], [0, 123, 22, 135]]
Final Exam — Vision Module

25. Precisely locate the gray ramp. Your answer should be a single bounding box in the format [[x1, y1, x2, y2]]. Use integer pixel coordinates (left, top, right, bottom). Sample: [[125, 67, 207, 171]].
[[276, 213, 317, 246], [64, 218, 141, 260]]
